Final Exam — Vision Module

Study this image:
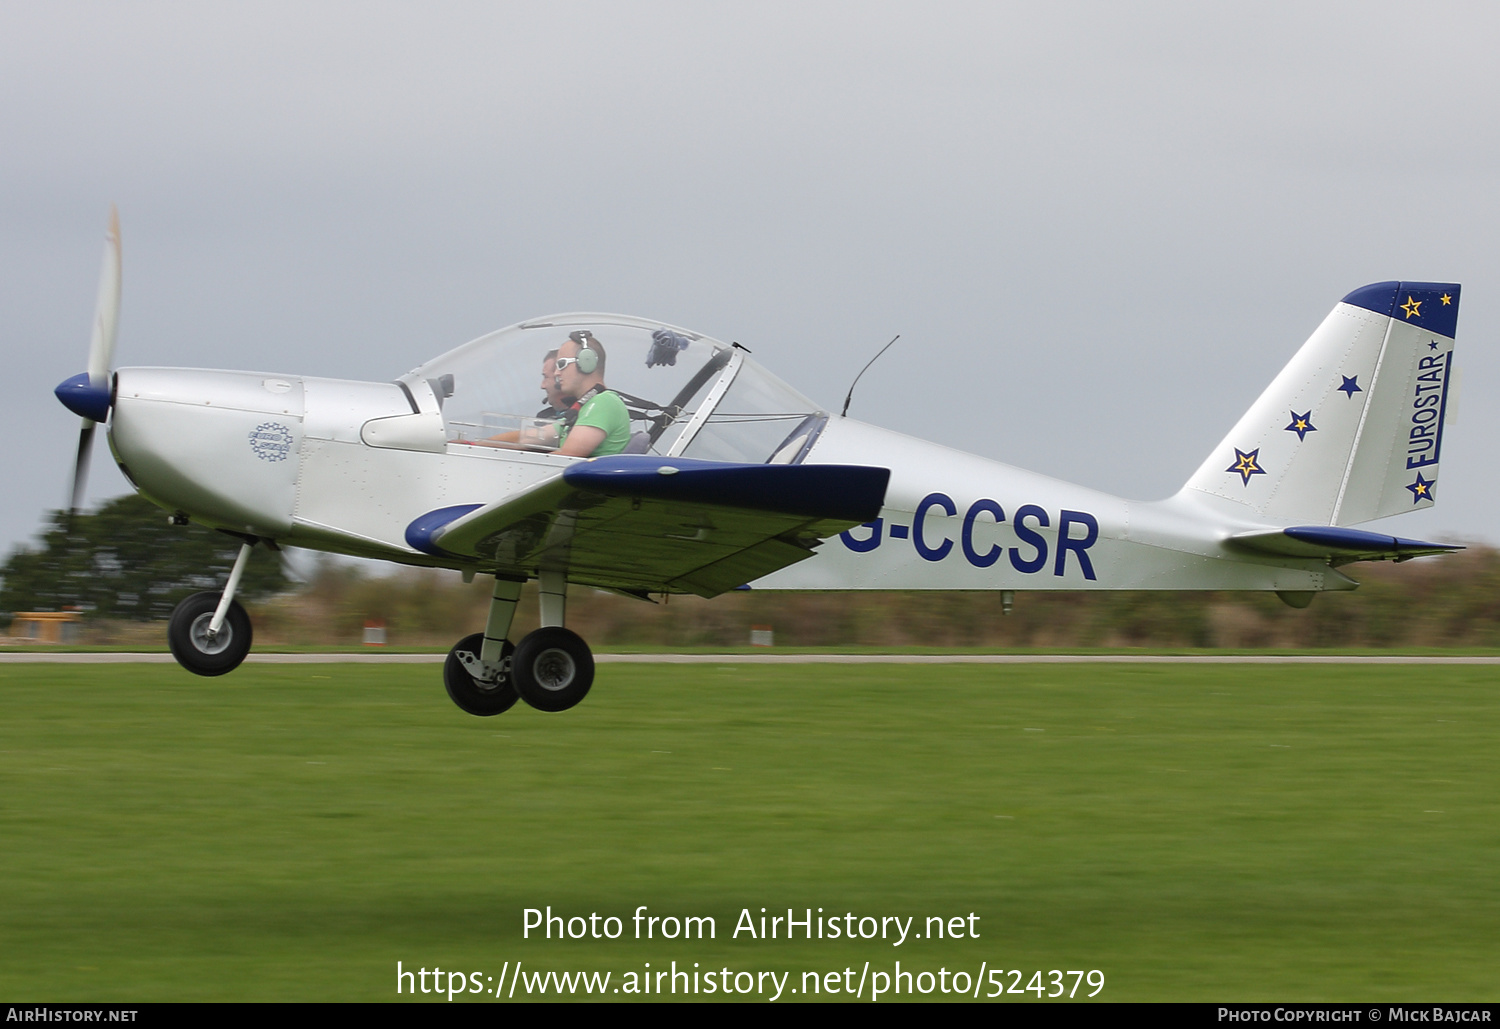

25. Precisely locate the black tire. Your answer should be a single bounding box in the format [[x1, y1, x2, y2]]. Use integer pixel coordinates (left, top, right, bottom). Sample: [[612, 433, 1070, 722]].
[[511, 627, 594, 712], [444, 632, 518, 716], [167, 590, 253, 677]]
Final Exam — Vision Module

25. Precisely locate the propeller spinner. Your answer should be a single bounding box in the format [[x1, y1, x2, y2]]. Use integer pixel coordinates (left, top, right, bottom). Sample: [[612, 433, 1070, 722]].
[[54, 205, 121, 515]]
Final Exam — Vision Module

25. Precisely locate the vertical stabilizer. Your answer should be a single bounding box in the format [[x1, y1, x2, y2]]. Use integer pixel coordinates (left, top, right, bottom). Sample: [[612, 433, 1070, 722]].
[[1180, 282, 1460, 526]]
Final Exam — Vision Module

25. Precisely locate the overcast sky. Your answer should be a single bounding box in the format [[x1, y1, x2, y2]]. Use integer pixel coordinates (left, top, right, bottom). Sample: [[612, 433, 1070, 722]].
[[3, 2, 1496, 566]]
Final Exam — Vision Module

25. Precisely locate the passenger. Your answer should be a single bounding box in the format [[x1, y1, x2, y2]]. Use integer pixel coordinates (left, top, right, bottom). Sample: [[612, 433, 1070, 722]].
[[551, 331, 632, 457], [483, 351, 576, 447], [536, 349, 576, 418], [478, 333, 630, 456]]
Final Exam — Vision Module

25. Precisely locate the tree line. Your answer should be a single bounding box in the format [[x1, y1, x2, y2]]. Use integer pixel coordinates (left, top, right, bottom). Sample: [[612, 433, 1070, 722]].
[[4, 494, 1495, 649], [0, 495, 289, 623]]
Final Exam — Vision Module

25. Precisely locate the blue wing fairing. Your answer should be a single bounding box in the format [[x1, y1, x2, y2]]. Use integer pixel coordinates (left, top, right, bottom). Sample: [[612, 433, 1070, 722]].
[[405, 504, 484, 555]]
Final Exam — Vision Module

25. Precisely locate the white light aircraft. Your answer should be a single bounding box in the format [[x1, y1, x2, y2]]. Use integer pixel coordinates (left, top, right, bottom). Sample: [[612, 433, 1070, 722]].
[[55, 209, 1463, 715]]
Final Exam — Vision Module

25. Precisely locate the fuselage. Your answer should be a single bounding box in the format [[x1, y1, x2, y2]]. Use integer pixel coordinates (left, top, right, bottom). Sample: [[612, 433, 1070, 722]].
[[105, 365, 1350, 595]]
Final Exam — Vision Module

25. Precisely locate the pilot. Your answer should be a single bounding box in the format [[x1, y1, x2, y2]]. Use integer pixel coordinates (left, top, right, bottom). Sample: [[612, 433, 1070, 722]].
[[551, 331, 632, 457]]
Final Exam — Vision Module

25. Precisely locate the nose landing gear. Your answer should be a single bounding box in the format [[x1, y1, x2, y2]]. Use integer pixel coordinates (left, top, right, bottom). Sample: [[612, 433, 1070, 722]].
[[167, 541, 256, 676]]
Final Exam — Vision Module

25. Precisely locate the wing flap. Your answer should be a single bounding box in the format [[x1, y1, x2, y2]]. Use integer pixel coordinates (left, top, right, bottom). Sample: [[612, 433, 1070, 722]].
[[668, 536, 819, 598]]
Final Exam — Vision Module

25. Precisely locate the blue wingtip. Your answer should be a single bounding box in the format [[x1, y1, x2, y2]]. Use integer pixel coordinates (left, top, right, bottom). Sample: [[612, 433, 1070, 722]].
[[1341, 281, 1461, 339], [55, 372, 112, 422]]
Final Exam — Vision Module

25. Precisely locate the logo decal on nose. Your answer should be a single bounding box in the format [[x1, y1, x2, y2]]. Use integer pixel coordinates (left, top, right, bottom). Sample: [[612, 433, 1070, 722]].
[[249, 422, 294, 462]]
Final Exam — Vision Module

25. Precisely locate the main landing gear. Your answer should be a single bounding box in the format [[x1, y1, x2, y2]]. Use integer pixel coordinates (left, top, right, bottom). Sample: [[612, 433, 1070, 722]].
[[443, 570, 595, 716], [168, 541, 255, 676]]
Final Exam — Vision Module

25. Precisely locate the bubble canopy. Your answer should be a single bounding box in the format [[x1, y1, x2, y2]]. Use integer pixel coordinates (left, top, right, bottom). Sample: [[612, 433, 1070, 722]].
[[401, 314, 827, 464]]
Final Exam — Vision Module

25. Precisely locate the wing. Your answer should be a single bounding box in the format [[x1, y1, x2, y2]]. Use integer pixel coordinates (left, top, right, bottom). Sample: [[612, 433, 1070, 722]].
[[405, 456, 890, 597], [1229, 525, 1462, 564]]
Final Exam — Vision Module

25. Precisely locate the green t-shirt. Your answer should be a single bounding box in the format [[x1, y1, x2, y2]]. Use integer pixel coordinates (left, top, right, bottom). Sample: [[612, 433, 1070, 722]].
[[558, 389, 632, 457]]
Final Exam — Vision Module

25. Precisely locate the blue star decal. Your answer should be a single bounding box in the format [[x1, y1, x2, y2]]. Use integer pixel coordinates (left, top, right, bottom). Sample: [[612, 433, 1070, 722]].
[[1338, 375, 1362, 398], [1428, 340, 1440, 350], [1284, 410, 1316, 441], [1226, 447, 1266, 486], [1406, 472, 1436, 504]]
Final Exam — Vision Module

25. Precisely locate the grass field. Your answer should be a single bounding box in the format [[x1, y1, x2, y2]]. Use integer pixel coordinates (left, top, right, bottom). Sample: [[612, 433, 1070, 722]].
[[1, 660, 1496, 1002]]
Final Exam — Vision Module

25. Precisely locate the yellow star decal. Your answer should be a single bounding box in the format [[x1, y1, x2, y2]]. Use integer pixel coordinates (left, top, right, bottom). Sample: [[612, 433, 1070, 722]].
[[1401, 296, 1422, 319], [1226, 447, 1266, 485], [1407, 471, 1437, 503], [1440, 293, 1452, 305]]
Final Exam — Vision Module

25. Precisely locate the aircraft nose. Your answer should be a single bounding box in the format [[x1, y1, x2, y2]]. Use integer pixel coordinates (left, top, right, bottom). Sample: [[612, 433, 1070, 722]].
[[55, 372, 112, 422]]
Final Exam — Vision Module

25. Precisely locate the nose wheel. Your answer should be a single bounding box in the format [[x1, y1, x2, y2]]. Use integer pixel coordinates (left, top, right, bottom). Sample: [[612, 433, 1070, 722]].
[[166, 541, 259, 677], [168, 590, 253, 676]]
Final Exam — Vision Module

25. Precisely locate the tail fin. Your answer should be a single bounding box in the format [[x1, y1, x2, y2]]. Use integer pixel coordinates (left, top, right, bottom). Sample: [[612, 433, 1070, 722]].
[[1181, 282, 1460, 526]]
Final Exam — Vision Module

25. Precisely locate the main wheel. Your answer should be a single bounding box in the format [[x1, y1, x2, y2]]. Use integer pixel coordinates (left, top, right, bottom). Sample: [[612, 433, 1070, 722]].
[[167, 591, 253, 677], [443, 633, 518, 716], [511, 627, 594, 712]]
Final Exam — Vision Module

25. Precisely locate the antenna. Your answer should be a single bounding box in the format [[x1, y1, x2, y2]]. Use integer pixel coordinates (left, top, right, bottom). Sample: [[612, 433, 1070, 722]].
[[841, 335, 900, 417]]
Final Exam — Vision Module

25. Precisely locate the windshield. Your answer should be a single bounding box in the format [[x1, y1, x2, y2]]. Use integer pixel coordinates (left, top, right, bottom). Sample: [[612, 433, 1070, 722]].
[[677, 359, 827, 465], [404, 314, 825, 462]]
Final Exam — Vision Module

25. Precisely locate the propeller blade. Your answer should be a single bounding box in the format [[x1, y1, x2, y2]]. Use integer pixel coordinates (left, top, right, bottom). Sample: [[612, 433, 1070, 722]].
[[70, 421, 95, 517], [86, 204, 121, 390], [63, 205, 121, 519]]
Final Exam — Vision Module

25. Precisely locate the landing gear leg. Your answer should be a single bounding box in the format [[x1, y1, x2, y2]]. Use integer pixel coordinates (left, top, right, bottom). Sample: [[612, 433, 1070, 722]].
[[444, 577, 523, 716], [167, 541, 255, 676], [512, 569, 594, 712], [537, 568, 566, 629]]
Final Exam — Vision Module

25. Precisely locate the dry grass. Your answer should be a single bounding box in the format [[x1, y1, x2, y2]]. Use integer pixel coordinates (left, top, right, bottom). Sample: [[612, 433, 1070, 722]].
[[39, 545, 1500, 651]]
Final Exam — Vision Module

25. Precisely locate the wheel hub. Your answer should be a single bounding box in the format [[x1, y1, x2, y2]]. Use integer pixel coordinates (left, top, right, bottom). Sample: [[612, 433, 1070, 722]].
[[188, 613, 234, 655], [531, 648, 576, 691]]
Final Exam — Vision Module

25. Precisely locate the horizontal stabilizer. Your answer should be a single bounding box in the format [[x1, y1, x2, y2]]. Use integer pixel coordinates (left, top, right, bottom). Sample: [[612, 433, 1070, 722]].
[[1229, 525, 1462, 563]]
